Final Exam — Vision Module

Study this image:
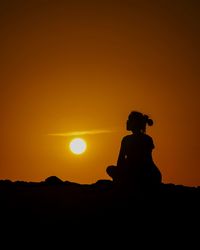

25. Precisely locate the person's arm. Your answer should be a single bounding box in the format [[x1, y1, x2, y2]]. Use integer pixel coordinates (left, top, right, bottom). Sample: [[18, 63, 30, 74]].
[[117, 137, 126, 167]]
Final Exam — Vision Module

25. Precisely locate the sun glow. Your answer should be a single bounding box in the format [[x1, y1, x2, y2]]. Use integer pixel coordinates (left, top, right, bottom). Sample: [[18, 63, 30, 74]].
[[69, 138, 87, 155]]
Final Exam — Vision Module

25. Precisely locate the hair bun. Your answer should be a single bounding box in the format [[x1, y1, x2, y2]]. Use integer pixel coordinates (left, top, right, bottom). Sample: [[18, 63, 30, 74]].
[[144, 115, 153, 126], [147, 118, 153, 126]]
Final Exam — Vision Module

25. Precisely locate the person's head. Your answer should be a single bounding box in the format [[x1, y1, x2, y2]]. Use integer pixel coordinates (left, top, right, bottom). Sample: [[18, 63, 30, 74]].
[[126, 111, 153, 133]]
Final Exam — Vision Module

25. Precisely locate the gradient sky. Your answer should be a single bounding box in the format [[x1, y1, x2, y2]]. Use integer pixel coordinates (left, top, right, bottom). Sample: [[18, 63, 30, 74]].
[[1, 0, 200, 186]]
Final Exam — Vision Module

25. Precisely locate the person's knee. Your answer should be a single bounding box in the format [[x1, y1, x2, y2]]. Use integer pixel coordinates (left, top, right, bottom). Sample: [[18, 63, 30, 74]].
[[106, 165, 116, 178]]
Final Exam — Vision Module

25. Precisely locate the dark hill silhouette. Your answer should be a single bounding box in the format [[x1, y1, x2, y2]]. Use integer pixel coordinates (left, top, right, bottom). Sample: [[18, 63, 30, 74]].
[[0, 177, 199, 224], [0, 176, 199, 247]]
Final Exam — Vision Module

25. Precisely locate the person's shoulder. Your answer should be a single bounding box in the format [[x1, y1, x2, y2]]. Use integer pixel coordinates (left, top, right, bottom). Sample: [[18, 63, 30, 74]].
[[143, 134, 155, 147], [121, 134, 132, 143], [143, 134, 153, 140]]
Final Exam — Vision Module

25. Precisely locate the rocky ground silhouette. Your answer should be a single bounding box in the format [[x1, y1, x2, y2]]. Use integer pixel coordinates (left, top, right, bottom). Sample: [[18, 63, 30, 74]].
[[0, 176, 199, 245]]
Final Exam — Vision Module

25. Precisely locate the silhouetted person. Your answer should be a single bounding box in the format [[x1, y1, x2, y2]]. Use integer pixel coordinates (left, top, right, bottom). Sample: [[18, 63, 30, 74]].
[[106, 111, 162, 191]]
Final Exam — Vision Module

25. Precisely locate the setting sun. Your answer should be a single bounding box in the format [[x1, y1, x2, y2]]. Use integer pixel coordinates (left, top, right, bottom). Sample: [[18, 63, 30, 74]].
[[69, 138, 87, 155]]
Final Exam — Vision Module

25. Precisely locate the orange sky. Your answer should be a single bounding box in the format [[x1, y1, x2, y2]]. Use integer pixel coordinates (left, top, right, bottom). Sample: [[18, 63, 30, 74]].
[[1, 0, 200, 186]]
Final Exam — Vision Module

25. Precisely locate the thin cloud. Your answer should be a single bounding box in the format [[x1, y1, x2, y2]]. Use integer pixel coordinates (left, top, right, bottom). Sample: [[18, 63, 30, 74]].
[[48, 129, 117, 137]]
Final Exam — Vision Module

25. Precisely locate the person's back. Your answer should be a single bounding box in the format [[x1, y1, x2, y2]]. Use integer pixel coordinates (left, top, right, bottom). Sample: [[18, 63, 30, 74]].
[[118, 133, 154, 168]]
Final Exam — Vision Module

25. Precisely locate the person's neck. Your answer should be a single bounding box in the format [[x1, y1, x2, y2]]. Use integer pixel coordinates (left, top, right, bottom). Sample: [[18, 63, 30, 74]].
[[131, 130, 142, 135]]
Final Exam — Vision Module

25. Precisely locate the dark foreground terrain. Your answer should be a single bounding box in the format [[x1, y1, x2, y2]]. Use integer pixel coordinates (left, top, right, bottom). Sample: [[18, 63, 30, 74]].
[[0, 176, 199, 246]]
